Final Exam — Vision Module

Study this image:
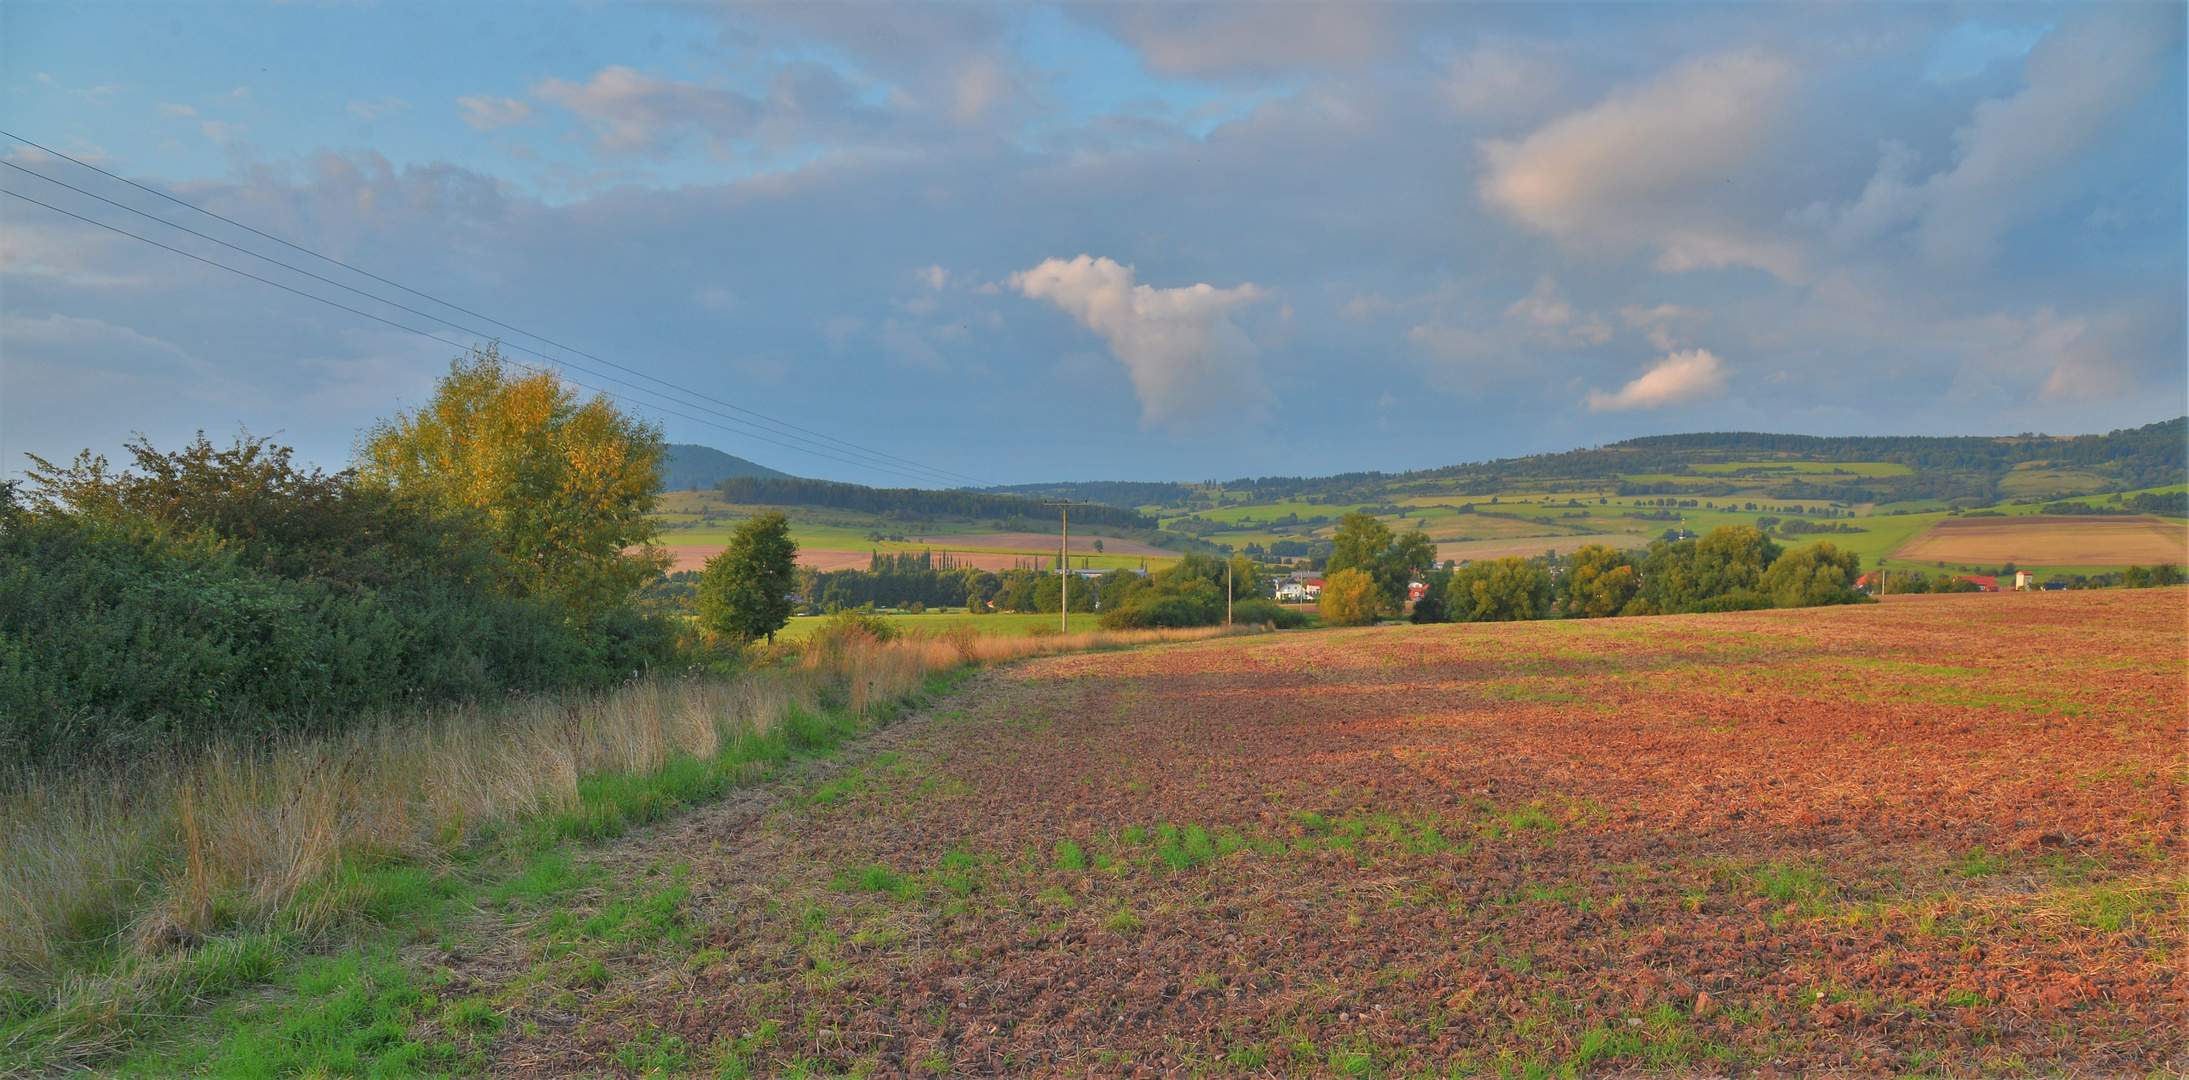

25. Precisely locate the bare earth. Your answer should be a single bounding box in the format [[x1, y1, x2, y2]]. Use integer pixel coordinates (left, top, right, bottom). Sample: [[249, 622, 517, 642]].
[[470, 589, 2184, 1077], [1894, 516, 2187, 566]]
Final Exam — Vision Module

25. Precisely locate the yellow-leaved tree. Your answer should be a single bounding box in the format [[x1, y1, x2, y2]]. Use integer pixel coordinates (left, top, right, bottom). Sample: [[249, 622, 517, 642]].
[[1318, 567, 1383, 626], [359, 345, 669, 620]]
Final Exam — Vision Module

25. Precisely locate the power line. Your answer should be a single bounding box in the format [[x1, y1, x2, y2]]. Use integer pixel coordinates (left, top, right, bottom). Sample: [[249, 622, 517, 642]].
[[0, 129, 991, 488], [0, 187, 967, 486], [0, 161, 973, 487]]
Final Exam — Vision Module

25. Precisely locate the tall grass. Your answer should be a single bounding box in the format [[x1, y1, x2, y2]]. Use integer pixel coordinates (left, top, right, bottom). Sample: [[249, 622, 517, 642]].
[[0, 623, 1230, 1069]]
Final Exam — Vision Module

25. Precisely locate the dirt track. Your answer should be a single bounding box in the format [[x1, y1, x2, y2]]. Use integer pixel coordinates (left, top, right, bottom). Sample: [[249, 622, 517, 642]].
[[477, 590, 2185, 1077]]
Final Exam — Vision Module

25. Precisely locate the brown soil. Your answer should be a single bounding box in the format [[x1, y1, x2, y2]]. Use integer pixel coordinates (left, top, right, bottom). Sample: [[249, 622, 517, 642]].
[[476, 590, 2186, 1077], [1894, 516, 2187, 566]]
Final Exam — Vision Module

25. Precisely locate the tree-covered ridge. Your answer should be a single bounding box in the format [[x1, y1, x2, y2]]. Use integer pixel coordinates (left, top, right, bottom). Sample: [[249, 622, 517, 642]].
[[995, 417, 2185, 511], [714, 476, 1158, 530], [663, 444, 792, 489]]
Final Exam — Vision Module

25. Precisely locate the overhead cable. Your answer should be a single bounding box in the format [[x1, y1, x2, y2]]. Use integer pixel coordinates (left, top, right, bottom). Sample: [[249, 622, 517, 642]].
[[0, 187, 969, 486], [0, 130, 989, 487]]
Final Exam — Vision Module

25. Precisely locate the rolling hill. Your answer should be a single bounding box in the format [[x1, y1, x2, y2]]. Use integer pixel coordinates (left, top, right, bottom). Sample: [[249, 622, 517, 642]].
[[662, 444, 792, 490]]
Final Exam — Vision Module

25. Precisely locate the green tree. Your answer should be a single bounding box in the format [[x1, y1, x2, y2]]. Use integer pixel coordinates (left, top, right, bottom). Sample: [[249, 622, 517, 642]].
[[1318, 567, 1383, 626], [1562, 544, 1639, 618], [1377, 529, 1439, 606], [1326, 512, 1393, 578], [1326, 511, 1434, 608], [1228, 554, 1266, 603], [1409, 568, 1454, 623], [1448, 557, 1553, 622], [1637, 525, 1782, 614], [1759, 541, 1867, 608], [358, 345, 669, 620], [698, 511, 799, 642]]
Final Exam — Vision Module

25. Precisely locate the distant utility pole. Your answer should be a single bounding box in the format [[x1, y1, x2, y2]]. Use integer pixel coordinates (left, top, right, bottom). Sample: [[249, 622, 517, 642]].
[[1226, 559, 1233, 627], [1038, 499, 1096, 634]]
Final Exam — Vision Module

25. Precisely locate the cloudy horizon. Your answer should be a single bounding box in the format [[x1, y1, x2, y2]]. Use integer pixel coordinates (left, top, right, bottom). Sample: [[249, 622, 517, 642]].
[[3, 2, 2182, 486]]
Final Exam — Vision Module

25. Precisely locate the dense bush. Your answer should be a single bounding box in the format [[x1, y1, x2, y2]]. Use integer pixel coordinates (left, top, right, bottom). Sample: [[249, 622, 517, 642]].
[[1098, 553, 1274, 629], [1316, 568, 1383, 627], [1447, 557, 1553, 622], [3, 376, 677, 762]]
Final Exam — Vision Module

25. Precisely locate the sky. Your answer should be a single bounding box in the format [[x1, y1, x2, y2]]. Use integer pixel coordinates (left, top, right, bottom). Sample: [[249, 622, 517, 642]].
[[2, 2, 2183, 488]]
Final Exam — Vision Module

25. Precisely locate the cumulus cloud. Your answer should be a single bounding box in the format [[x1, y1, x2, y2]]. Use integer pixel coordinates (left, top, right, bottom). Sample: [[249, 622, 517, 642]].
[[1504, 276, 1611, 346], [1835, 8, 2181, 266], [1479, 52, 1803, 280], [457, 95, 536, 130], [533, 67, 757, 155], [1012, 255, 1270, 426], [1085, 3, 1398, 79], [1587, 349, 1729, 411]]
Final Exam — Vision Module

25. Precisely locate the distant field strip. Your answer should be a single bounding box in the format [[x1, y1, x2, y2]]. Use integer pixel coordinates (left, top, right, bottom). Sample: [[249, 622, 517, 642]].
[[1436, 532, 1651, 561], [654, 546, 1090, 573], [1894, 516, 2188, 565]]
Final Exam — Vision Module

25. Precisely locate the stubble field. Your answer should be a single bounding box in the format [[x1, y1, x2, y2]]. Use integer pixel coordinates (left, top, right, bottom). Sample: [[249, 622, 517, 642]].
[[1892, 517, 2186, 568], [458, 590, 2183, 1077]]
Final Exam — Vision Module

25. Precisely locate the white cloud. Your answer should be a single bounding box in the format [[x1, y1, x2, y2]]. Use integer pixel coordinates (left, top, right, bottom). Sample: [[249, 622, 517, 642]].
[[1479, 52, 1803, 280], [1441, 42, 1562, 117], [1504, 275, 1611, 346], [1013, 255, 1271, 426], [1089, 4, 1397, 79], [915, 265, 949, 291], [155, 102, 199, 118], [1835, 9, 2180, 266], [535, 67, 756, 156], [458, 94, 537, 131], [1620, 303, 1710, 351], [1587, 349, 1729, 411]]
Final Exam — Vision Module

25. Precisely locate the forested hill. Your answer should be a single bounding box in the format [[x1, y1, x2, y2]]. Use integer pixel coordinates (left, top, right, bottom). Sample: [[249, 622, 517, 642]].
[[1463, 418, 2187, 488], [663, 444, 792, 489], [714, 476, 1158, 530], [965, 417, 2186, 511]]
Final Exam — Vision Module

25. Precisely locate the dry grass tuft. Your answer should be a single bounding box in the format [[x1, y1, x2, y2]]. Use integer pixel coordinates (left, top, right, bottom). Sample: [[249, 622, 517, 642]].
[[0, 622, 1231, 1067]]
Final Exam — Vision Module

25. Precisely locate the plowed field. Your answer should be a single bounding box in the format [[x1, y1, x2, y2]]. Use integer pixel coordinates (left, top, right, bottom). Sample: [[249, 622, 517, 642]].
[[1893, 516, 2187, 567], [471, 590, 2185, 1078]]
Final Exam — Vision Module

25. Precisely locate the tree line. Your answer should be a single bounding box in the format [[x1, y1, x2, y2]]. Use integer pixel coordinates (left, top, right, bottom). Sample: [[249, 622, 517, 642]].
[[1309, 511, 1874, 627], [714, 476, 1157, 531]]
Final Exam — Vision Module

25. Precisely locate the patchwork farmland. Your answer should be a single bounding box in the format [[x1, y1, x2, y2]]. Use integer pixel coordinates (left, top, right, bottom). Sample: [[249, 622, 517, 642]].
[[462, 589, 2184, 1077]]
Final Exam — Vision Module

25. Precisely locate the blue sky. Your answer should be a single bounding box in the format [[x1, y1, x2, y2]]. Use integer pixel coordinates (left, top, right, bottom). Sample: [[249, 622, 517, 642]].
[[3, 2, 2182, 486]]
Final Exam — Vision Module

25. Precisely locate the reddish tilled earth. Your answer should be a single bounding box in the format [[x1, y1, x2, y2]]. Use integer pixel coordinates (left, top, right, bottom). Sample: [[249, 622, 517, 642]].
[[479, 590, 2185, 1077]]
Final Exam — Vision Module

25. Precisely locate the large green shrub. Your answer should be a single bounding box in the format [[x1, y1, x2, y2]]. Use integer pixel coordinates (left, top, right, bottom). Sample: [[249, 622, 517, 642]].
[[2, 425, 672, 763]]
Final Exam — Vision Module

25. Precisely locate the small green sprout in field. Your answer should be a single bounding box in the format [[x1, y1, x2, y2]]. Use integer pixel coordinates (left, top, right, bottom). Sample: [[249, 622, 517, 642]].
[[1036, 886, 1075, 909], [441, 997, 500, 1035], [1955, 847, 2006, 878], [1104, 908, 1143, 933], [1119, 824, 1148, 845], [1054, 839, 1086, 871], [1225, 1044, 1269, 1068]]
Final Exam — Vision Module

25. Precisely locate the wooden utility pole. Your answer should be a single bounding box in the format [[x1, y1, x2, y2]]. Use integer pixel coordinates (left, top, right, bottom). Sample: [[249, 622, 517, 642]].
[[1060, 503, 1069, 634], [1226, 558, 1233, 626]]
